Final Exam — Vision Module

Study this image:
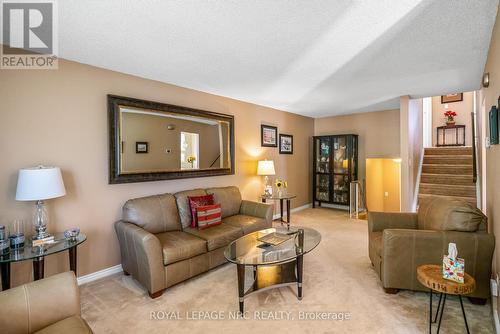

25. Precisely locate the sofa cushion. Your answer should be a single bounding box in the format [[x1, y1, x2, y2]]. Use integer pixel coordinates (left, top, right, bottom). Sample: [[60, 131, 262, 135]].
[[417, 197, 486, 232], [156, 231, 207, 265], [184, 223, 243, 251], [34, 316, 93, 334], [123, 193, 181, 234], [174, 189, 207, 229], [223, 214, 268, 234], [206, 186, 242, 218]]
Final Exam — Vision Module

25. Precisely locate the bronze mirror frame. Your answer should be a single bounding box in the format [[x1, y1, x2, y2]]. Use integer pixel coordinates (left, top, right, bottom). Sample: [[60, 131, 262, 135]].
[[108, 95, 235, 184]]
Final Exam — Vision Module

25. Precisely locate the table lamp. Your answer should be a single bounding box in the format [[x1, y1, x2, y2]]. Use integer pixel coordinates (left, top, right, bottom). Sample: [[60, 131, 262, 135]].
[[257, 160, 275, 197], [15, 166, 66, 240]]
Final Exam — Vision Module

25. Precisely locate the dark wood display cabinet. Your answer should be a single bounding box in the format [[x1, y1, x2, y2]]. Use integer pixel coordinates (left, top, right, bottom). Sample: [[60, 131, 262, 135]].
[[312, 134, 358, 208]]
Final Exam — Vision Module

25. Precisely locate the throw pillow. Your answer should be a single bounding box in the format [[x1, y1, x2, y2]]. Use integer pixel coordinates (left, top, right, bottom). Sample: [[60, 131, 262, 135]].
[[196, 204, 222, 230], [188, 194, 215, 228]]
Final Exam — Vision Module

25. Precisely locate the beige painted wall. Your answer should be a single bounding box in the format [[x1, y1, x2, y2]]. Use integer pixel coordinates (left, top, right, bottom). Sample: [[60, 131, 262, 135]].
[[480, 5, 500, 317], [313, 109, 401, 181], [0, 59, 314, 286], [432, 92, 474, 146], [365, 159, 401, 212]]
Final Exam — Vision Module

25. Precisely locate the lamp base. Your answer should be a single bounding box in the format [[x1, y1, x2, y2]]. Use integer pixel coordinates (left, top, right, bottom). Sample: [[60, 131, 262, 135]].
[[33, 200, 50, 241]]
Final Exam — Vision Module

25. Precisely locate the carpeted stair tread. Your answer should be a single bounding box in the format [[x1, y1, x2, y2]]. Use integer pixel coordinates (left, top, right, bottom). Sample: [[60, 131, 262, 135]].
[[424, 147, 473, 155], [420, 173, 474, 185], [423, 155, 472, 165], [418, 194, 477, 205], [419, 183, 476, 198], [422, 164, 473, 174]]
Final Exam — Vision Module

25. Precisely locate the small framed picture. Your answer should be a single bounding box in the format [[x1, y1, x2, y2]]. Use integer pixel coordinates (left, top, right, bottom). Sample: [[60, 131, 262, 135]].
[[136, 141, 148, 153], [441, 93, 463, 104], [279, 134, 293, 154], [261, 125, 277, 147]]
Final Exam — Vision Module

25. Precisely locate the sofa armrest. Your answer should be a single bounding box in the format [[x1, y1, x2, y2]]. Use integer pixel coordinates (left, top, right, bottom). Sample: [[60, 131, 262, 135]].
[[381, 229, 494, 298], [115, 221, 166, 295], [368, 212, 418, 233], [240, 200, 273, 225], [0, 271, 80, 333]]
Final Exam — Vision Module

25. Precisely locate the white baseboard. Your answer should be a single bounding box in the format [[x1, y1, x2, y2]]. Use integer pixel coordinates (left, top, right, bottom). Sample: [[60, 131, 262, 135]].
[[77, 264, 123, 286], [272, 203, 312, 220], [491, 279, 500, 333]]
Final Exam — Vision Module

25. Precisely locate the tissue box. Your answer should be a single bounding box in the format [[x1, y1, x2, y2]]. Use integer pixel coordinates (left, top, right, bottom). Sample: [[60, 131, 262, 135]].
[[443, 255, 465, 283]]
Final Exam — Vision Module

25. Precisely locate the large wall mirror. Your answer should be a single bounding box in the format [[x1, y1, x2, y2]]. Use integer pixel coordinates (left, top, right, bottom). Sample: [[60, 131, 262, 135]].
[[108, 95, 234, 184]]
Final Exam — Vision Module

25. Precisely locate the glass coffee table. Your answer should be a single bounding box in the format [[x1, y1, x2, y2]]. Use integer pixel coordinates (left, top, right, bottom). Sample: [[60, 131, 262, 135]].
[[224, 226, 321, 312]]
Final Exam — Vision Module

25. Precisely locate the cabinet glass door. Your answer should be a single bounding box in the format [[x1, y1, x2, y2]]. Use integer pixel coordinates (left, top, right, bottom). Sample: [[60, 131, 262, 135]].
[[333, 174, 349, 204], [316, 174, 330, 201], [333, 136, 348, 174], [315, 137, 331, 173]]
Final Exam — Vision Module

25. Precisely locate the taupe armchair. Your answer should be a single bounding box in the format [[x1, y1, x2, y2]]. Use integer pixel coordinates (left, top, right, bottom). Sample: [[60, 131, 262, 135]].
[[368, 197, 494, 302], [0, 272, 92, 334]]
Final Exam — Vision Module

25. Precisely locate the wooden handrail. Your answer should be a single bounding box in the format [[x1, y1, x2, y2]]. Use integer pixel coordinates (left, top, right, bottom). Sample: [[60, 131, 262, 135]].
[[471, 112, 477, 183]]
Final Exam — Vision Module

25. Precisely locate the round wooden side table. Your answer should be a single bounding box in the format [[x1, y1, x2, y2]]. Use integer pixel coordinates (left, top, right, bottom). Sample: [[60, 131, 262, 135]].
[[417, 264, 476, 334]]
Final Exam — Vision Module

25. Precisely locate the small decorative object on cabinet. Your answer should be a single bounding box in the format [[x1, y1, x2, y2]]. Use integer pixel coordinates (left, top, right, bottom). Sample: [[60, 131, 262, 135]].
[[312, 134, 358, 208]]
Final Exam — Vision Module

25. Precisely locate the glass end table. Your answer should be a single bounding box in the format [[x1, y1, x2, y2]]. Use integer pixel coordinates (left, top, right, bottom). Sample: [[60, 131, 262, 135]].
[[0, 232, 86, 290], [260, 194, 297, 230]]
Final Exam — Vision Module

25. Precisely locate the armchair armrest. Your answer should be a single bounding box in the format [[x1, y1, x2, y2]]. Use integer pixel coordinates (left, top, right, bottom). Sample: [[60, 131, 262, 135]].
[[114, 221, 166, 296], [0, 272, 80, 333], [368, 211, 418, 233], [381, 229, 494, 298], [240, 200, 273, 225]]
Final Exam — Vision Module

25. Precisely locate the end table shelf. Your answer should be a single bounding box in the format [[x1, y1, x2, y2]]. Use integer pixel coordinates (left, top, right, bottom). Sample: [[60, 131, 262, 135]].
[[0, 232, 86, 290]]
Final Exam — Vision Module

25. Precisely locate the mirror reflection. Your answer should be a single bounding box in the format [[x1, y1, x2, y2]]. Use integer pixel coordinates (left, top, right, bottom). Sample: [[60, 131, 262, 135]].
[[119, 107, 231, 173]]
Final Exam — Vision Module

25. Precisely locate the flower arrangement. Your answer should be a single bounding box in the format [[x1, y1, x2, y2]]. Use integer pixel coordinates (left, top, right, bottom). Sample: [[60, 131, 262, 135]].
[[275, 179, 288, 188], [444, 110, 457, 125], [187, 155, 196, 167]]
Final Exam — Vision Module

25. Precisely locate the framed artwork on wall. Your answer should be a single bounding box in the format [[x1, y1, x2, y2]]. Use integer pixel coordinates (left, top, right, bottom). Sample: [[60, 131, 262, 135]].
[[490, 105, 499, 145], [261, 125, 277, 147], [441, 93, 463, 104], [279, 134, 293, 154], [136, 141, 149, 153]]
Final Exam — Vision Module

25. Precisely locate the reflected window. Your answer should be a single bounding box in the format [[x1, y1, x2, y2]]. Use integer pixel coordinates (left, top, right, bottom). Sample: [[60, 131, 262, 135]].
[[181, 132, 199, 169]]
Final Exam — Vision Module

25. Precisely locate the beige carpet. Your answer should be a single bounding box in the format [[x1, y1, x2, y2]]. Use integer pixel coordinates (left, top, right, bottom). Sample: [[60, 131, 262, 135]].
[[81, 208, 494, 333]]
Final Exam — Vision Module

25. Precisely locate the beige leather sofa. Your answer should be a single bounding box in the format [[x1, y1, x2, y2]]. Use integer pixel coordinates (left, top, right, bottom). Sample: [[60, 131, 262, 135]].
[[0, 272, 92, 334], [115, 186, 273, 298], [368, 197, 494, 302]]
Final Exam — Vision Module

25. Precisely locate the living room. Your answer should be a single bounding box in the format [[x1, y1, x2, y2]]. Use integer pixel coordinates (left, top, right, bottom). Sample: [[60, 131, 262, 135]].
[[1, 1, 500, 333]]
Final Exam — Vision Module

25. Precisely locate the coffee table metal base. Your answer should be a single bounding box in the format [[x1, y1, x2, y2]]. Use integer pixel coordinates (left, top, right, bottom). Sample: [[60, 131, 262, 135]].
[[237, 255, 303, 313]]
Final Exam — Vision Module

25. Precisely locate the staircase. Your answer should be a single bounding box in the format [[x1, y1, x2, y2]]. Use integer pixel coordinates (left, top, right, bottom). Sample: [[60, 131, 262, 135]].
[[418, 147, 477, 206]]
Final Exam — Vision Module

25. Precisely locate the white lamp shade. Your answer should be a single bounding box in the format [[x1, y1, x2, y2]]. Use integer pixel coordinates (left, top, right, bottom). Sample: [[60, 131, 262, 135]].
[[16, 166, 66, 201], [257, 160, 275, 176]]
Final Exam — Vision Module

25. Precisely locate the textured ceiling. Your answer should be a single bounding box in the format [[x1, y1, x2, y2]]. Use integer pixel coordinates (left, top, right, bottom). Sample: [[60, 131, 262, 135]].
[[55, 0, 499, 117]]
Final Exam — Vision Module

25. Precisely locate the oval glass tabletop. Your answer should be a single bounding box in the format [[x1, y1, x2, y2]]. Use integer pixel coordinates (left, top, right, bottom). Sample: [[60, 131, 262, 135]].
[[0, 233, 86, 263], [224, 226, 321, 266]]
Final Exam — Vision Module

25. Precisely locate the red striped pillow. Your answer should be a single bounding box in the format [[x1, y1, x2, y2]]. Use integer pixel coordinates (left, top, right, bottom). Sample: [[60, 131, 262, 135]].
[[196, 203, 222, 230]]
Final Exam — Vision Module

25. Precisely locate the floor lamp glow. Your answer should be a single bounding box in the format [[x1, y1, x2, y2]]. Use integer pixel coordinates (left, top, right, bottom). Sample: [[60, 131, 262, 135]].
[[257, 160, 275, 197], [15, 166, 66, 240]]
